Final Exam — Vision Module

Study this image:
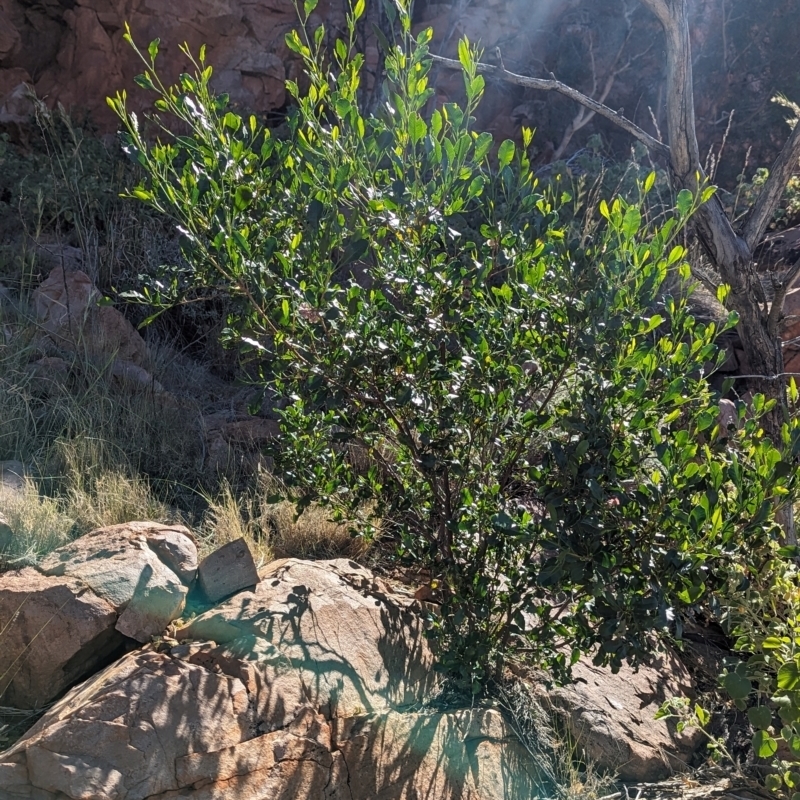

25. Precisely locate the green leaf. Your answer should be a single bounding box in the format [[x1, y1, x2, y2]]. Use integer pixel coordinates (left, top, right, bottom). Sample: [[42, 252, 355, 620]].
[[148, 38, 160, 61], [676, 189, 694, 216], [622, 207, 641, 239], [304, 0, 319, 15], [234, 185, 254, 211], [644, 171, 656, 193], [667, 245, 684, 265], [694, 704, 710, 728], [753, 730, 778, 758], [700, 185, 717, 203], [498, 139, 515, 169], [134, 72, 156, 91], [765, 774, 783, 793], [722, 672, 751, 700], [131, 187, 153, 202], [778, 660, 800, 691], [223, 112, 241, 131], [473, 132, 493, 161], [764, 635, 788, 649], [408, 113, 427, 144], [458, 38, 471, 71], [748, 706, 773, 731], [467, 175, 485, 198], [785, 771, 800, 789], [353, 0, 365, 20]]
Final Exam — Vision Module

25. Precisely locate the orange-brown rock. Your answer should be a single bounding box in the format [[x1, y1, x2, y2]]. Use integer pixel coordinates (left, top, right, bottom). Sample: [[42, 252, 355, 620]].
[[33, 266, 150, 367], [537, 652, 703, 782], [197, 537, 260, 603], [0, 0, 352, 132], [177, 558, 438, 726], [0, 522, 198, 710], [0, 603, 543, 799], [0, 568, 122, 709]]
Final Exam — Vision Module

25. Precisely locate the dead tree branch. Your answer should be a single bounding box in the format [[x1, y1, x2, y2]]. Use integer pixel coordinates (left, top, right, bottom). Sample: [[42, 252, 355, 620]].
[[742, 123, 800, 251], [429, 53, 670, 159]]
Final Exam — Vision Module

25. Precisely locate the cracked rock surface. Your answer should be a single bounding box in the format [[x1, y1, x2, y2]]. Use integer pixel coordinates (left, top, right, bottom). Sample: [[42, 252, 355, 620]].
[[0, 558, 545, 799], [0, 556, 704, 797]]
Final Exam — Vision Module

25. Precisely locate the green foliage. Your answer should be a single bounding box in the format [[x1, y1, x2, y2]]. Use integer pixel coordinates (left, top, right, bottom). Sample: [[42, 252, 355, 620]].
[[109, 3, 800, 693], [655, 697, 733, 764], [715, 539, 800, 797]]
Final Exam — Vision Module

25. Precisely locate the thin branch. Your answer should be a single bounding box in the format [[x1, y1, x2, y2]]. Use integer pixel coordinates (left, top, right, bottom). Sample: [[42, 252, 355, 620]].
[[742, 121, 800, 251], [552, 29, 635, 161], [767, 255, 800, 337], [430, 54, 670, 159], [728, 373, 800, 381]]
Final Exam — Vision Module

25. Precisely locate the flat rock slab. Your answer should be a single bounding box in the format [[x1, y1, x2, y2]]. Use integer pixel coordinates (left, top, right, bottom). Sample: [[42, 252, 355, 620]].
[[0, 647, 547, 799], [197, 537, 259, 603], [178, 558, 438, 726]]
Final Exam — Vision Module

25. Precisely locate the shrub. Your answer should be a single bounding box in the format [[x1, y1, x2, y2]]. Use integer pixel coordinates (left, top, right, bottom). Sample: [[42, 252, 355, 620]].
[[108, 1, 800, 692]]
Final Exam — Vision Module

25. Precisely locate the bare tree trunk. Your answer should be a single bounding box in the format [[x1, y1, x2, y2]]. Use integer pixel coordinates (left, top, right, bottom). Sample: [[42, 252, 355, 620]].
[[433, 0, 800, 541]]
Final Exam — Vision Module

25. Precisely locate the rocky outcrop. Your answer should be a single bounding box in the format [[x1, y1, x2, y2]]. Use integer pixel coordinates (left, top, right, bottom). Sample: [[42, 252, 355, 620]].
[[0, 648, 543, 799], [536, 653, 704, 782], [0, 552, 704, 796], [0, 522, 197, 709], [0, 0, 352, 132], [177, 558, 438, 724], [1, 0, 797, 186]]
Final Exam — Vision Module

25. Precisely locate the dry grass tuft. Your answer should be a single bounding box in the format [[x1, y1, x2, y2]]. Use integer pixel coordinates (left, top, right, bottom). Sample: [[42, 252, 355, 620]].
[[262, 498, 370, 561], [200, 474, 371, 566], [0, 479, 74, 566], [0, 469, 175, 569], [65, 470, 173, 534], [201, 481, 274, 567]]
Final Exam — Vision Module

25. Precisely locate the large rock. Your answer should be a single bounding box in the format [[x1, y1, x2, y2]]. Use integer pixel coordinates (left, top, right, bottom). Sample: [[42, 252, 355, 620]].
[[0, 647, 545, 799], [177, 558, 438, 726], [0, 0, 353, 132], [33, 266, 149, 368], [39, 521, 197, 643], [0, 460, 25, 496], [197, 537, 260, 603], [536, 652, 703, 782], [0, 522, 197, 709], [0, 568, 122, 709], [333, 708, 543, 800], [0, 522, 197, 708]]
